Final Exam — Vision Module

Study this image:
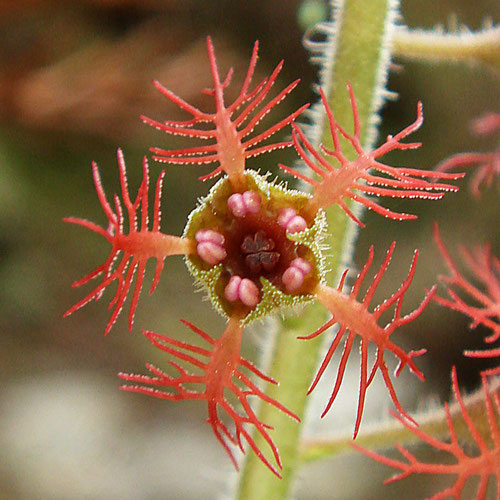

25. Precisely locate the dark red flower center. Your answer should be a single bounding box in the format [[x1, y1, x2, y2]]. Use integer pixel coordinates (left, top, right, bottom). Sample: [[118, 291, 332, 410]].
[[241, 231, 280, 274]]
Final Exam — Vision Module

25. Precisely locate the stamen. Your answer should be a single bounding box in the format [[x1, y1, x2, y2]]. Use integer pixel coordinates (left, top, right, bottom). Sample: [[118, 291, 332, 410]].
[[195, 229, 227, 265], [277, 207, 307, 233], [282, 258, 312, 292], [227, 190, 261, 217], [224, 275, 260, 307]]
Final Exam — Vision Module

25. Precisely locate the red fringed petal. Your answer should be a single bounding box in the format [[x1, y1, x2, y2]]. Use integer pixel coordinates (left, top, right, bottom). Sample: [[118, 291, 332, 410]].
[[301, 243, 431, 438], [64, 149, 195, 335], [436, 112, 500, 197], [143, 37, 308, 190], [433, 223, 500, 371], [280, 83, 464, 223], [119, 317, 299, 477]]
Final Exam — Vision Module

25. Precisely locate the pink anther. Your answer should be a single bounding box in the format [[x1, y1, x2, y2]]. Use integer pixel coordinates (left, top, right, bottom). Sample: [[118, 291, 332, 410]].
[[227, 190, 261, 217], [224, 276, 260, 307], [195, 229, 227, 265], [277, 207, 307, 233], [282, 258, 312, 292]]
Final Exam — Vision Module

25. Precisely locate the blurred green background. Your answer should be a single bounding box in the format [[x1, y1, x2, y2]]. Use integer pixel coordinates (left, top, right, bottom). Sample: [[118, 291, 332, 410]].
[[0, 0, 499, 498]]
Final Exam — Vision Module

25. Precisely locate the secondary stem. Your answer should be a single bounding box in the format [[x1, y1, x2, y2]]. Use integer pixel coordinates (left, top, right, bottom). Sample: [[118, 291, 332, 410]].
[[393, 26, 500, 73]]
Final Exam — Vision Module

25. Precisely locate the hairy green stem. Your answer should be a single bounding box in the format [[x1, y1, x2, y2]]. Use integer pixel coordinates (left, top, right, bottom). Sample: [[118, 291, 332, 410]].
[[393, 25, 500, 73], [234, 0, 399, 498]]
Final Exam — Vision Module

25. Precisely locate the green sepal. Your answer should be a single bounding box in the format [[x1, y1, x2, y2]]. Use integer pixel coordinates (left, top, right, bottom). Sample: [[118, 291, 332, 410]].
[[183, 170, 328, 322]]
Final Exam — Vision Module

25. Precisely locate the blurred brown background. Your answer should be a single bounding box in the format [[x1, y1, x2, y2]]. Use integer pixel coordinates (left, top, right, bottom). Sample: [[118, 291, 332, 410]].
[[0, 1, 499, 498]]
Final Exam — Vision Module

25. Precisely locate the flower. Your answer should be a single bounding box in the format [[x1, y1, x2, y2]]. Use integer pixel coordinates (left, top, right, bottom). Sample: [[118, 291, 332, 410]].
[[66, 38, 462, 473]]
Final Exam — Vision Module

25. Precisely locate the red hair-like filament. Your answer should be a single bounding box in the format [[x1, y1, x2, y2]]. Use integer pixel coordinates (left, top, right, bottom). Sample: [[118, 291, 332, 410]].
[[436, 112, 500, 197], [433, 223, 500, 375], [280, 84, 463, 226], [119, 316, 299, 477], [143, 37, 308, 191], [64, 149, 195, 335], [353, 367, 500, 500], [301, 242, 432, 438]]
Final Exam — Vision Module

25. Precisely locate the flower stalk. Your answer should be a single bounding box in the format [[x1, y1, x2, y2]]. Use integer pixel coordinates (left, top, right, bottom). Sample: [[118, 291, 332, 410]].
[[235, 0, 402, 498]]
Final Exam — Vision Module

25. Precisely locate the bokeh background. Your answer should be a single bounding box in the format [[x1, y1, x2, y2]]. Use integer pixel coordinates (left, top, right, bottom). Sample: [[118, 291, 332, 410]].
[[0, 0, 499, 498]]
